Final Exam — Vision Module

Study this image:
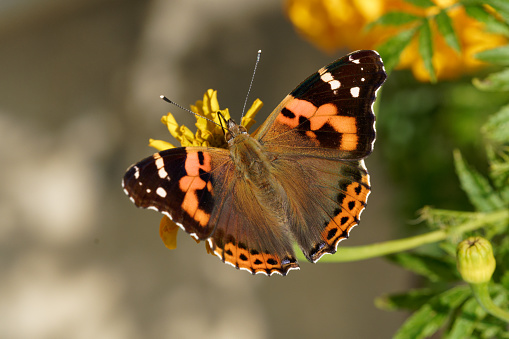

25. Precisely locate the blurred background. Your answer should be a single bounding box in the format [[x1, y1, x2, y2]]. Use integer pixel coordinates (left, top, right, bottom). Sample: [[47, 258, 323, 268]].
[[0, 0, 438, 337]]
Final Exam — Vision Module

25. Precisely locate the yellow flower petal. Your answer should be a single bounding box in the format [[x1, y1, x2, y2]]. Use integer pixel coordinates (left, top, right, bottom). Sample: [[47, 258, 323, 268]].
[[159, 216, 179, 250], [180, 125, 195, 142], [161, 113, 180, 137], [149, 138, 175, 151]]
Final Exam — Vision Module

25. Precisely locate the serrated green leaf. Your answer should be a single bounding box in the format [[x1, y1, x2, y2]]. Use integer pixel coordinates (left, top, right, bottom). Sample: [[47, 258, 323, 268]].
[[475, 46, 509, 65], [444, 297, 485, 339], [375, 287, 443, 311], [482, 104, 509, 142], [473, 68, 509, 91], [366, 11, 421, 30], [418, 18, 436, 82], [464, 5, 509, 37], [386, 252, 459, 282], [453, 150, 505, 212], [394, 286, 471, 339], [404, 0, 435, 8], [377, 27, 418, 72], [435, 10, 461, 52]]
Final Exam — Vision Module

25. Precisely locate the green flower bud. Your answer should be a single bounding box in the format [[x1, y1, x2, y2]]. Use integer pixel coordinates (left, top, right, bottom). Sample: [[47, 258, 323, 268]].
[[457, 237, 496, 284]]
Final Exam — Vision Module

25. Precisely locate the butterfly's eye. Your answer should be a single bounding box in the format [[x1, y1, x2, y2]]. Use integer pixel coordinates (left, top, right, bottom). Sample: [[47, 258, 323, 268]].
[[238, 125, 247, 134], [225, 130, 232, 141]]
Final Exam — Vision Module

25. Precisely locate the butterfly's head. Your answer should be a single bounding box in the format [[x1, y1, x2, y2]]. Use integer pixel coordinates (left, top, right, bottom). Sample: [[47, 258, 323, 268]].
[[225, 119, 248, 145]]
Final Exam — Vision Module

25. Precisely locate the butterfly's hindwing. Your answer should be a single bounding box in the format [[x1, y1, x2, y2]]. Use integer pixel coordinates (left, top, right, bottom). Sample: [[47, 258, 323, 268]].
[[272, 156, 371, 261]]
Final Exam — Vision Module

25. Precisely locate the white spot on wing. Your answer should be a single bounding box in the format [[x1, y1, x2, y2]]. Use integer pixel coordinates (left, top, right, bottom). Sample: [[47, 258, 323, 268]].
[[350, 87, 360, 98], [330, 80, 341, 90], [134, 166, 140, 179], [154, 153, 169, 179], [158, 168, 168, 179], [320, 71, 341, 90], [320, 72, 334, 82], [156, 187, 167, 198]]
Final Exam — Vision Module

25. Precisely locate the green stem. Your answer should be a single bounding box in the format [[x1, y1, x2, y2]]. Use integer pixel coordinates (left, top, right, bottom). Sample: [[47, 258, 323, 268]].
[[471, 282, 509, 323], [306, 209, 509, 263]]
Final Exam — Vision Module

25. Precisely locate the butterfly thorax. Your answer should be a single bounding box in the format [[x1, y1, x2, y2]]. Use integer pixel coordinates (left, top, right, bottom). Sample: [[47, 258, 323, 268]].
[[226, 119, 275, 183], [226, 119, 289, 225]]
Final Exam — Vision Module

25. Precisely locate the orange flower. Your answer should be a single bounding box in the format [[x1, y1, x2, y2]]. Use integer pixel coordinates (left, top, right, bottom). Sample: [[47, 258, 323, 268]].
[[285, 0, 507, 81], [151, 90, 263, 250]]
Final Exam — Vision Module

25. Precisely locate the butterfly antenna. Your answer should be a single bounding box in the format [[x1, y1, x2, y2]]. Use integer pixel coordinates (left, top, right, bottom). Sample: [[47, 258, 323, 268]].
[[159, 95, 227, 132], [241, 50, 261, 120], [217, 111, 228, 132]]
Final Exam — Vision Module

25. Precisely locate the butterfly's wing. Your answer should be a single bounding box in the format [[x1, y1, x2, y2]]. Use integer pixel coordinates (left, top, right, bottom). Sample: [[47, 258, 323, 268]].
[[253, 50, 386, 160], [123, 147, 299, 275], [253, 50, 386, 261], [272, 156, 370, 261]]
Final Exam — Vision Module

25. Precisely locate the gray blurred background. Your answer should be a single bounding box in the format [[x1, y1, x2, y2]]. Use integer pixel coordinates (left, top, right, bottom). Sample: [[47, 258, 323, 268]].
[[0, 0, 411, 338]]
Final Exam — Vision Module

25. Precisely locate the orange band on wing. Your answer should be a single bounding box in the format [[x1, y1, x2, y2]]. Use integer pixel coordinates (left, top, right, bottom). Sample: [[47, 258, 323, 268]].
[[339, 134, 358, 151], [178, 151, 213, 228]]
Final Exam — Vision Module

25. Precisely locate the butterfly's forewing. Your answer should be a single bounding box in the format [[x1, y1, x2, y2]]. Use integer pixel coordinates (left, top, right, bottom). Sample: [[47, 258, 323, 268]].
[[123, 147, 231, 240], [253, 50, 386, 160]]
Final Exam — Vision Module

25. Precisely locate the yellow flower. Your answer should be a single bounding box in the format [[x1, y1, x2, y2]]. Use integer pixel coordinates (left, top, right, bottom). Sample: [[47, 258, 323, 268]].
[[285, 0, 507, 81], [152, 89, 263, 250]]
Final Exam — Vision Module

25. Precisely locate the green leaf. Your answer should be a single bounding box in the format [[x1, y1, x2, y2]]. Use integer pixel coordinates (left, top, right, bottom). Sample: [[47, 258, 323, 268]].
[[482, 0, 509, 23], [444, 297, 485, 339], [386, 252, 459, 282], [485, 146, 509, 202], [475, 46, 509, 65], [473, 68, 509, 91], [435, 10, 461, 52], [377, 27, 418, 73], [482, 104, 509, 143], [394, 286, 471, 339], [376, 287, 445, 311], [366, 11, 421, 30], [404, 0, 435, 8], [418, 18, 436, 82], [453, 150, 505, 212], [464, 5, 509, 37]]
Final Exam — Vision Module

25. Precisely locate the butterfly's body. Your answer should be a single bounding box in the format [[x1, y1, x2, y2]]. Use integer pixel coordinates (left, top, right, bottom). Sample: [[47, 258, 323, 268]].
[[123, 50, 387, 276]]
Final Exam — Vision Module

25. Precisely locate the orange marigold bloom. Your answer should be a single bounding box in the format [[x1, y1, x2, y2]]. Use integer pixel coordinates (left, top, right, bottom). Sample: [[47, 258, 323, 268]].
[[286, 0, 508, 81]]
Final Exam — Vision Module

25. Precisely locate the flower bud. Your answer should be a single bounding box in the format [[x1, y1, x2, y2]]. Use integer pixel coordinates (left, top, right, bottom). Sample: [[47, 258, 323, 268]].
[[457, 237, 496, 284]]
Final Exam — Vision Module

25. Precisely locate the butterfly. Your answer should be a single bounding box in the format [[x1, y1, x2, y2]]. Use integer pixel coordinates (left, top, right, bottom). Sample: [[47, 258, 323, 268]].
[[122, 50, 387, 276]]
